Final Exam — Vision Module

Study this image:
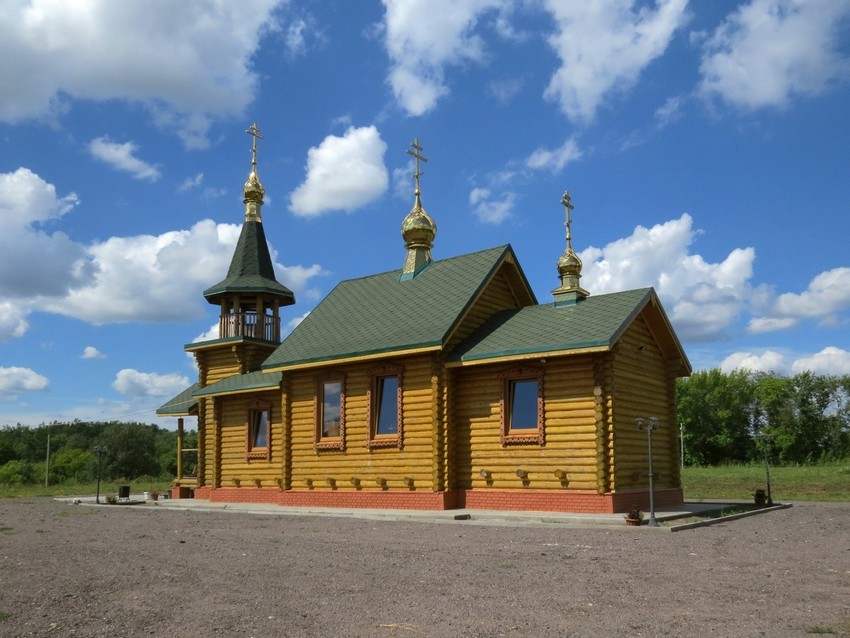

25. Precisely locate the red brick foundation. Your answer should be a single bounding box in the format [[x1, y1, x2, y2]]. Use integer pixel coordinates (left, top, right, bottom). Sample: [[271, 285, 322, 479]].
[[185, 485, 683, 514]]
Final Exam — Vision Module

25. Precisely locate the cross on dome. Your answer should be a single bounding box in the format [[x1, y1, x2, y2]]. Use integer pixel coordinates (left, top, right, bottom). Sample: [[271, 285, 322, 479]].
[[246, 122, 264, 169], [406, 138, 428, 195]]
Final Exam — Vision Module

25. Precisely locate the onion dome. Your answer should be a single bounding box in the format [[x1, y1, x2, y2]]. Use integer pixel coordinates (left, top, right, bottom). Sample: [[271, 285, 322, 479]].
[[552, 190, 589, 306], [400, 139, 436, 281]]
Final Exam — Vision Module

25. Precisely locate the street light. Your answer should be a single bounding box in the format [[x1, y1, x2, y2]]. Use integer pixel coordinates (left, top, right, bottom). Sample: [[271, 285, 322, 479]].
[[93, 445, 107, 504], [636, 417, 660, 527]]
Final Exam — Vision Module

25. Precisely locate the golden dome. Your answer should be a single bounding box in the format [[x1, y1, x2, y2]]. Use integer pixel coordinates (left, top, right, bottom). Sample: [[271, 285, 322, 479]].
[[401, 194, 437, 248], [557, 248, 582, 275], [243, 170, 264, 203]]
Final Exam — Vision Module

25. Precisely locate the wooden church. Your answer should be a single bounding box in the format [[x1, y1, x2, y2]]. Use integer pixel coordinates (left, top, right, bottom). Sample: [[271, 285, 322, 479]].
[[158, 125, 691, 514]]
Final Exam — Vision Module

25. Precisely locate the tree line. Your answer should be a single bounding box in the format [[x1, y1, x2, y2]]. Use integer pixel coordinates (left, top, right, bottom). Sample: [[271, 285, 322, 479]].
[[678, 370, 850, 465], [0, 420, 196, 486], [1, 370, 848, 485]]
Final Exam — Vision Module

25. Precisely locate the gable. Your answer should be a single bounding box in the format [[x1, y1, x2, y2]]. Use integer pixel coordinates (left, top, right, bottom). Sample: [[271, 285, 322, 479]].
[[262, 245, 535, 371], [447, 287, 690, 376]]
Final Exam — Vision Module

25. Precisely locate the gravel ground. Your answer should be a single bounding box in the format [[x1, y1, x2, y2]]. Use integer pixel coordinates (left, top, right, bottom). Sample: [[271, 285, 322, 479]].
[[0, 498, 848, 638]]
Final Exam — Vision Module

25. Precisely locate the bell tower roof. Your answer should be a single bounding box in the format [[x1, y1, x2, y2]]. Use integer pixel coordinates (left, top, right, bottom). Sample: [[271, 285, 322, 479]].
[[203, 123, 294, 306]]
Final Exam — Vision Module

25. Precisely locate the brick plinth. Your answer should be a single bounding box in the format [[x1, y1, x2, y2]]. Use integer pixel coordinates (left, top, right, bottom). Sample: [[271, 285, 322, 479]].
[[186, 486, 683, 514]]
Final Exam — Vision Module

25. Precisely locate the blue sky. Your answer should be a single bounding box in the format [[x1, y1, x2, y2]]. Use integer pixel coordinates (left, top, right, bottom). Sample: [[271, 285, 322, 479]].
[[1, 0, 849, 428]]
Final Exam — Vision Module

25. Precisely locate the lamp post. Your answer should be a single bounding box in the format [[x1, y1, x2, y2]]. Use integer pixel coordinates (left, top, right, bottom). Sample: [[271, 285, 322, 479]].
[[93, 445, 107, 504], [636, 417, 660, 527]]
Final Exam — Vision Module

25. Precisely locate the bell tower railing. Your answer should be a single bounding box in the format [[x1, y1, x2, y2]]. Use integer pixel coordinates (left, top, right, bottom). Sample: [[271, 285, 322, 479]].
[[219, 312, 281, 342]]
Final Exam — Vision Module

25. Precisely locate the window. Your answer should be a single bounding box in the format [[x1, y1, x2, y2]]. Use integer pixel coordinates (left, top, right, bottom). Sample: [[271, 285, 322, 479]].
[[314, 373, 345, 451], [367, 365, 403, 449], [500, 368, 544, 445], [246, 401, 272, 460]]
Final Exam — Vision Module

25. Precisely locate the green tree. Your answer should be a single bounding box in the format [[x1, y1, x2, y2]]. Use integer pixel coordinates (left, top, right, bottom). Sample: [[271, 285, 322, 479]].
[[49, 447, 95, 483], [677, 369, 757, 465], [0, 460, 38, 485], [98, 422, 159, 480]]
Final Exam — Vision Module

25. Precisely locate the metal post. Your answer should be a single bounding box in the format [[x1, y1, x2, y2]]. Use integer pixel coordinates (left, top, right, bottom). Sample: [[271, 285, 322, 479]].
[[756, 433, 774, 507], [764, 444, 774, 506], [94, 445, 106, 504], [637, 417, 660, 527]]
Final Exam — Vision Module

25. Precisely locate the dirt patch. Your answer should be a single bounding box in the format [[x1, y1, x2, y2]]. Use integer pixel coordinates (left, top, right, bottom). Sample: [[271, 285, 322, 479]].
[[0, 499, 848, 637]]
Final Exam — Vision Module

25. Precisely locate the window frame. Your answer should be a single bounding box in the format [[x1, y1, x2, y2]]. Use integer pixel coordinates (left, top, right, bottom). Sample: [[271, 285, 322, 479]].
[[246, 399, 272, 460], [499, 367, 545, 446], [366, 364, 404, 449], [314, 371, 346, 451]]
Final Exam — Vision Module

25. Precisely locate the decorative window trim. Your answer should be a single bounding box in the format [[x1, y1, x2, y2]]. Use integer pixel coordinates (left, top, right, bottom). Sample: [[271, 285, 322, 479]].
[[499, 367, 544, 446], [246, 399, 272, 460], [314, 371, 346, 451], [366, 364, 404, 450]]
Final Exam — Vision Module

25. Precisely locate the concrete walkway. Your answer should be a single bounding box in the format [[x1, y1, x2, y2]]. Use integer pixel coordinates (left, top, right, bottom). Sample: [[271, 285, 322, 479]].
[[57, 493, 773, 530]]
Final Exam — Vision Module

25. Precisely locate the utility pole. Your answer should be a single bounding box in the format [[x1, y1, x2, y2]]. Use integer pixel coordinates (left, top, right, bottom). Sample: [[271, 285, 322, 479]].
[[44, 433, 50, 488]]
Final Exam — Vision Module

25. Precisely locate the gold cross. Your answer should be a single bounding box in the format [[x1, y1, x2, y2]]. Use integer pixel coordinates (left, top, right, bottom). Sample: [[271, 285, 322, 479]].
[[246, 122, 264, 169], [406, 138, 428, 194], [561, 190, 574, 249]]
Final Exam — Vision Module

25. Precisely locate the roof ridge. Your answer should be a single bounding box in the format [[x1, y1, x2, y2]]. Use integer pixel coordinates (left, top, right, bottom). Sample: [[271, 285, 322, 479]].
[[335, 244, 512, 284]]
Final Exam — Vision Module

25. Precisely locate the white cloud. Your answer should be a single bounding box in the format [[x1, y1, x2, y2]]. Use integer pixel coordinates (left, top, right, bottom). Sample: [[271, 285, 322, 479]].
[[277, 264, 328, 300], [488, 76, 524, 104], [699, 0, 850, 110], [0, 366, 49, 397], [0, 167, 79, 230], [178, 173, 204, 193], [112, 369, 190, 398], [525, 135, 582, 172], [0, 169, 328, 338], [542, 0, 689, 123], [719, 346, 850, 376], [0, 302, 29, 342], [747, 316, 798, 334], [81, 346, 105, 360], [47, 220, 324, 325], [88, 137, 160, 181], [0, 168, 89, 304], [45, 220, 237, 324], [469, 187, 515, 224], [749, 267, 850, 332], [0, 0, 284, 148], [720, 350, 788, 374], [791, 347, 850, 376], [289, 126, 389, 217], [655, 95, 685, 128], [382, 0, 502, 116], [582, 214, 755, 342]]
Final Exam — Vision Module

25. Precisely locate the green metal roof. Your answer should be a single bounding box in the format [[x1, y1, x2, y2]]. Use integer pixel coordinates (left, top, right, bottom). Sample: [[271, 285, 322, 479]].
[[156, 382, 200, 416], [448, 288, 656, 363], [193, 371, 282, 398], [203, 220, 295, 304], [263, 245, 529, 369]]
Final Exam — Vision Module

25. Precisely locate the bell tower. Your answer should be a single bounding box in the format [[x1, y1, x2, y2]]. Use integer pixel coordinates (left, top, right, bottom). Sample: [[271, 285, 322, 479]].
[[191, 123, 295, 375]]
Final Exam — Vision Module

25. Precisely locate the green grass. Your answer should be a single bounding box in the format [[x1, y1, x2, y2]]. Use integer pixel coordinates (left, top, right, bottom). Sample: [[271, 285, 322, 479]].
[[0, 479, 174, 499], [682, 463, 850, 502]]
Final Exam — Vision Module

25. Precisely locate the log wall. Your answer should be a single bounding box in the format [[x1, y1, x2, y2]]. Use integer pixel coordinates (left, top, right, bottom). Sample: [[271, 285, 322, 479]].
[[285, 353, 439, 491], [215, 389, 284, 487], [451, 356, 600, 491], [609, 315, 681, 492]]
